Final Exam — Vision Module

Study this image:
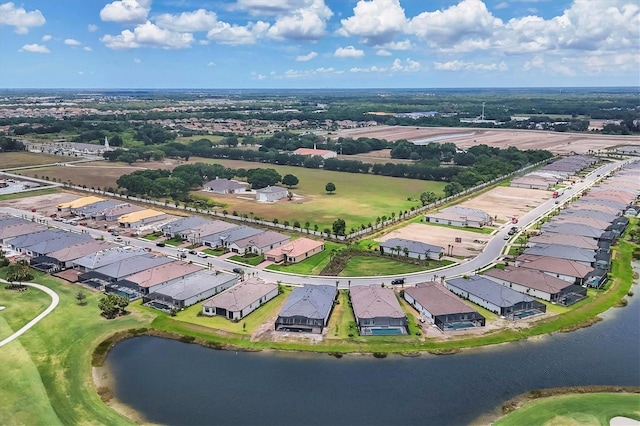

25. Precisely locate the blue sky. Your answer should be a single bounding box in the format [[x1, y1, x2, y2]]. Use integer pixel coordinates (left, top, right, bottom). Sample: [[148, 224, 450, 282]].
[[0, 0, 638, 89]]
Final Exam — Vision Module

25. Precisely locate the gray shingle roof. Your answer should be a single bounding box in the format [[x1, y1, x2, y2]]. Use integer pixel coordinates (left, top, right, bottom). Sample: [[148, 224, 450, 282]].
[[26, 232, 94, 255], [92, 254, 172, 279], [161, 216, 210, 235], [540, 222, 604, 239], [202, 277, 277, 312], [203, 179, 246, 192], [232, 231, 290, 250], [152, 270, 237, 301], [73, 247, 149, 270], [484, 268, 573, 295], [446, 276, 534, 308], [380, 238, 444, 255], [279, 285, 336, 320], [523, 244, 596, 263]]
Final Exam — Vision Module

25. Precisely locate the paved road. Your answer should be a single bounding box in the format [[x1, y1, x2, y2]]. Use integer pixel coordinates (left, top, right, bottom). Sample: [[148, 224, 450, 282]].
[[0, 280, 60, 348], [1, 157, 635, 290]]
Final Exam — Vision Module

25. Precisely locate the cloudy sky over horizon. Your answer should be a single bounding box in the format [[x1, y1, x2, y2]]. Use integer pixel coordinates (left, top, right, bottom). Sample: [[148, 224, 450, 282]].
[[0, 0, 638, 89]]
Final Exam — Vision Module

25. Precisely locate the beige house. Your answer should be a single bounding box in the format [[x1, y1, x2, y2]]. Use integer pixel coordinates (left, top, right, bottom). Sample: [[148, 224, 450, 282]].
[[264, 237, 324, 263]]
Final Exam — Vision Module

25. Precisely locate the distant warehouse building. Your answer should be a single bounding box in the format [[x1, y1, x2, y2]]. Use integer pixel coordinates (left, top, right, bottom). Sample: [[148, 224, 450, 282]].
[[445, 276, 546, 320], [404, 281, 485, 331]]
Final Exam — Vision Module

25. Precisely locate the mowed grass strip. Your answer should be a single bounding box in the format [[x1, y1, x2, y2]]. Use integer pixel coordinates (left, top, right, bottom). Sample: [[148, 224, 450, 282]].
[[0, 269, 155, 425], [0, 285, 52, 341], [338, 256, 427, 277], [0, 152, 66, 169], [494, 392, 640, 426]]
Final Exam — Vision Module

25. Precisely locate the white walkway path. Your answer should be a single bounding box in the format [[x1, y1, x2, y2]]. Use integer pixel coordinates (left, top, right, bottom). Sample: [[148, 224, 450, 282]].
[[0, 280, 59, 347]]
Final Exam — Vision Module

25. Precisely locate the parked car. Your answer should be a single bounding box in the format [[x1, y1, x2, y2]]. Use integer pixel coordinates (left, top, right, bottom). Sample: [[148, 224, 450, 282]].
[[391, 278, 405, 285], [177, 248, 188, 253], [179, 253, 187, 259], [114, 237, 123, 243], [156, 242, 165, 247], [188, 249, 197, 255], [197, 252, 208, 258], [503, 234, 510, 240], [232, 267, 243, 274]]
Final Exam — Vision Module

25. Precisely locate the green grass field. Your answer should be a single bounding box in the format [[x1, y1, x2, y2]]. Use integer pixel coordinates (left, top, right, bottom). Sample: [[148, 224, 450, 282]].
[[0, 270, 154, 425], [0, 152, 67, 169], [495, 392, 640, 426], [338, 256, 433, 277], [0, 285, 51, 341], [228, 254, 264, 266]]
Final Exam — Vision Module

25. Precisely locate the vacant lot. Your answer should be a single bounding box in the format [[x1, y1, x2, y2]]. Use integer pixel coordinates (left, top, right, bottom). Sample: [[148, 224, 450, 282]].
[[337, 126, 639, 154], [0, 152, 66, 170], [0, 192, 78, 216], [377, 223, 490, 258], [17, 157, 445, 231], [459, 186, 551, 223]]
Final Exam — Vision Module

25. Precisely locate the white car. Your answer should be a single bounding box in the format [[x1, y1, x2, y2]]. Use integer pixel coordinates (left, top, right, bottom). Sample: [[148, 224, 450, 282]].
[[197, 252, 208, 258], [177, 248, 188, 253]]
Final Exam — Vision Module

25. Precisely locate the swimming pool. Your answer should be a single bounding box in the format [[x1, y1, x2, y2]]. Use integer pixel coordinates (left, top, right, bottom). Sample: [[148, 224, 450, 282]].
[[367, 327, 406, 335], [445, 322, 475, 330]]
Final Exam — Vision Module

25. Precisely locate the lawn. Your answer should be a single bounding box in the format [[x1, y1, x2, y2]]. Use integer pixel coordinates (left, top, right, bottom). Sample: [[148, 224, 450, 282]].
[[338, 256, 432, 277], [0, 152, 66, 169], [495, 392, 640, 426], [151, 285, 292, 336], [0, 269, 155, 425], [266, 241, 343, 275], [0, 187, 60, 202], [203, 247, 225, 256], [0, 284, 52, 341], [228, 254, 264, 266], [325, 290, 357, 339]]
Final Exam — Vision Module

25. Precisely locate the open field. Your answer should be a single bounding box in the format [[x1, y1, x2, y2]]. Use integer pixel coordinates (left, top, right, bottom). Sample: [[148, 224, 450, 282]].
[[337, 126, 640, 154], [459, 186, 551, 223], [0, 285, 52, 341], [0, 192, 79, 217], [494, 392, 640, 426], [0, 269, 153, 425], [0, 152, 67, 169], [377, 222, 490, 258]]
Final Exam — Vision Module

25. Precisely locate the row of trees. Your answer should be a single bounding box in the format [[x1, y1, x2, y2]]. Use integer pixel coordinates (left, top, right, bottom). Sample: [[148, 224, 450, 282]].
[[0, 136, 26, 152]]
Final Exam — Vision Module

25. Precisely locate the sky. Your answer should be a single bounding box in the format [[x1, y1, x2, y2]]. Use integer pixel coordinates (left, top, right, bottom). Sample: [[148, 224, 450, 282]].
[[0, 0, 638, 89]]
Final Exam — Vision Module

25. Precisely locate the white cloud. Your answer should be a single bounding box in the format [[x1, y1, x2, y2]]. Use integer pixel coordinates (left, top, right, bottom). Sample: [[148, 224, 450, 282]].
[[376, 39, 412, 50], [100, 0, 150, 24], [408, 0, 502, 46], [495, 2, 509, 9], [41, 34, 52, 42], [207, 61, 216, 67], [334, 45, 365, 58], [88, 24, 98, 32], [376, 49, 392, 56], [523, 55, 544, 70], [19, 43, 49, 53], [252, 72, 267, 80], [133, 57, 141, 63], [390, 58, 421, 71], [267, 0, 333, 41], [277, 67, 343, 79], [207, 20, 270, 45], [296, 51, 318, 61], [233, 0, 319, 15], [350, 65, 387, 73], [434, 60, 506, 71], [64, 38, 82, 46], [338, 0, 407, 45], [0, 2, 46, 34], [155, 9, 218, 32], [83, 46, 93, 52], [101, 21, 195, 49]]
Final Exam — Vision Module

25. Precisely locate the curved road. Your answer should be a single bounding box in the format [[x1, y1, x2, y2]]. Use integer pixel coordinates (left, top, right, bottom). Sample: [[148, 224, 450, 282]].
[[1, 157, 635, 291], [0, 280, 60, 347]]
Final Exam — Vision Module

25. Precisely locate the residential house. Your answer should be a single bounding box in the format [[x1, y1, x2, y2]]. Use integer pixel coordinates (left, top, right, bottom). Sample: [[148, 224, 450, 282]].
[[143, 270, 238, 310], [540, 223, 605, 240], [78, 254, 172, 290], [446, 276, 546, 320], [275, 284, 337, 333], [528, 233, 599, 250], [0, 220, 47, 243], [571, 202, 622, 216], [57, 196, 105, 212], [255, 186, 288, 202], [379, 238, 444, 260], [516, 254, 594, 285], [404, 281, 485, 331], [71, 199, 119, 218], [510, 176, 552, 190], [161, 216, 210, 238], [181, 220, 237, 244], [72, 247, 149, 272], [349, 285, 407, 335], [123, 261, 203, 295], [118, 209, 167, 228], [202, 277, 278, 320], [484, 268, 586, 305], [93, 203, 143, 221], [522, 244, 596, 266], [30, 240, 115, 272], [9, 229, 93, 257], [228, 231, 290, 255], [201, 225, 262, 249], [203, 178, 248, 194], [264, 238, 324, 264]]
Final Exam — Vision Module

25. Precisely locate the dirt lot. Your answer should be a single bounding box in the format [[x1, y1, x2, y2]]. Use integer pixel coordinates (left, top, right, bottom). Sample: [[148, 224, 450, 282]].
[[337, 126, 640, 154], [1, 192, 78, 217], [458, 186, 551, 224], [376, 223, 490, 258]]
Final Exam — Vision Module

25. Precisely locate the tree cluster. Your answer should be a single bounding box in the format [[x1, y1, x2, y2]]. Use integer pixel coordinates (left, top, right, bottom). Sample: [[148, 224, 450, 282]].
[[0, 136, 26, 152], [98, 293, 129, 319]]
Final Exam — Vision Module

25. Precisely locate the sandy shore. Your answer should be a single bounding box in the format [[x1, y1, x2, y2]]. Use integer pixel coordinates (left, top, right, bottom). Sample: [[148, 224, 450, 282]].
[[92, 366, 153, 425]]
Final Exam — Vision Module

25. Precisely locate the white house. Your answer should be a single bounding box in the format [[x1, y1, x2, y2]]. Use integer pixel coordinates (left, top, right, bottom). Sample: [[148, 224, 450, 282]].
[[201, 277, 279, 320]]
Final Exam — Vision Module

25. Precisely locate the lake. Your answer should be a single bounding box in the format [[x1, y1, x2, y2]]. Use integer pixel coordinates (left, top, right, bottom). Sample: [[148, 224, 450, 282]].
[[107, 272, 640, 425]]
